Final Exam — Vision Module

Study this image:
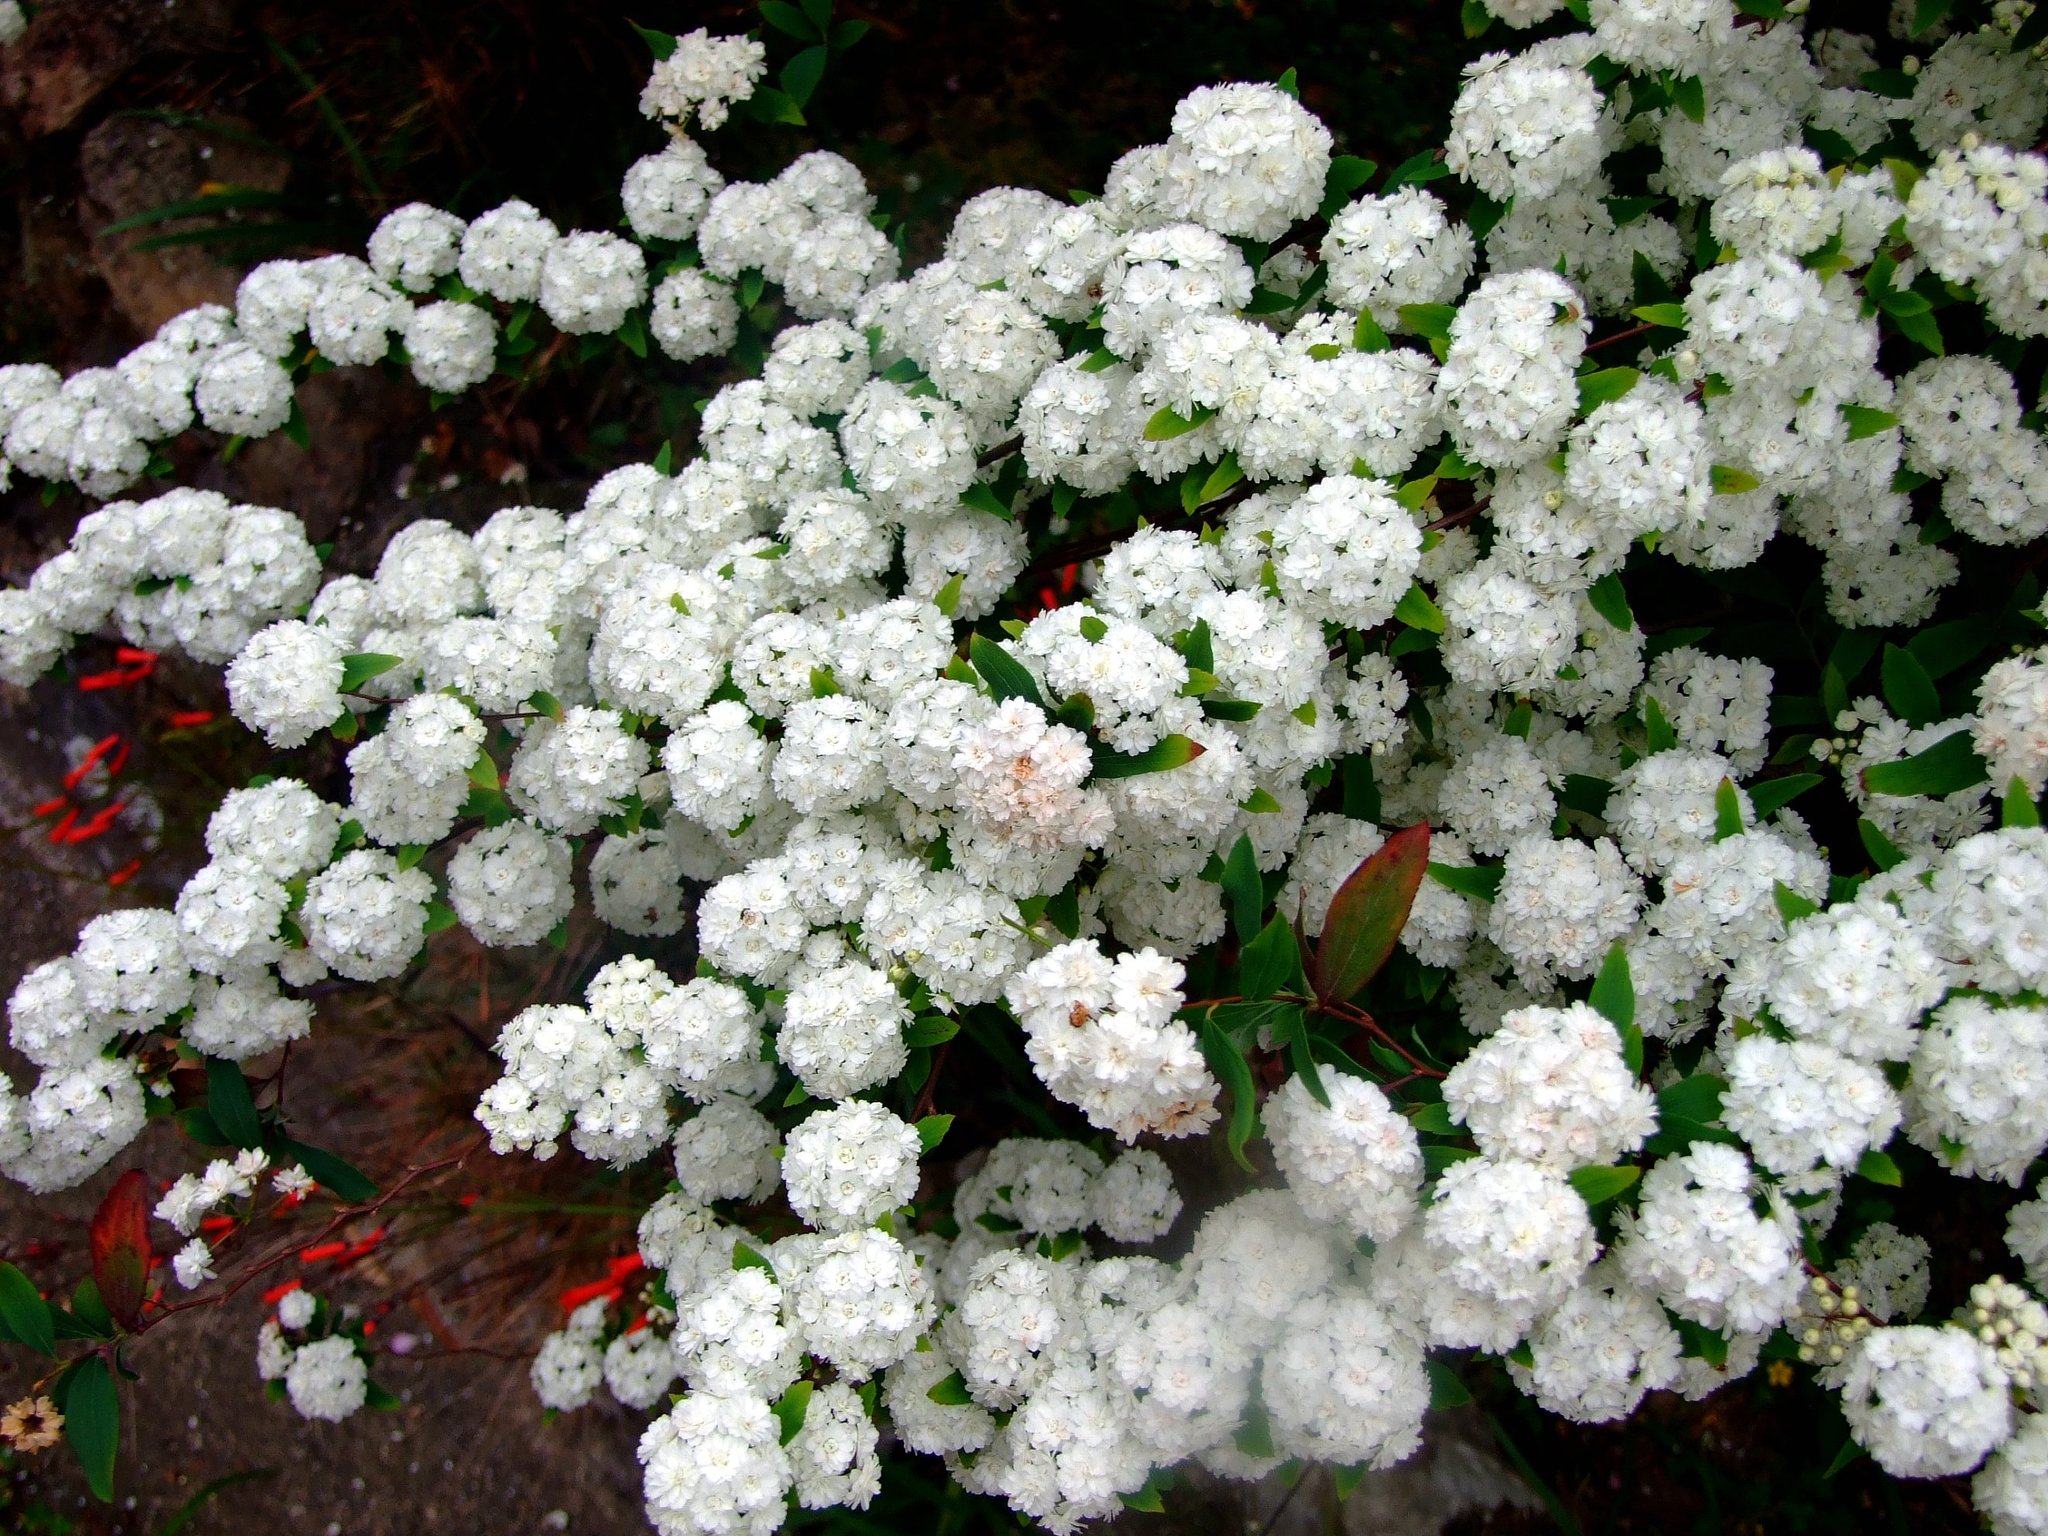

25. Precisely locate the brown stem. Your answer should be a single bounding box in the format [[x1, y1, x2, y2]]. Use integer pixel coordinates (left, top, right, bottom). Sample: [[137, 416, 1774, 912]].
[[1585, 322, 1655, 354], [911, 1040, 953, 1122], [1423, 495, 1490, 533], [977, 434, 1024, 469]]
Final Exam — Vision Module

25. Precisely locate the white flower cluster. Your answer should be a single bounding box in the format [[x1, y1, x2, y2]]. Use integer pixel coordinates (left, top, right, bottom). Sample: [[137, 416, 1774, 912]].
[[17, 14, 2048, 1533]]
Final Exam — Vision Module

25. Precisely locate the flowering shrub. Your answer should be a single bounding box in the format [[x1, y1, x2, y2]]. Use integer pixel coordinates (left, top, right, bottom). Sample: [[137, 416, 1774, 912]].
[[9, 0, 2048, 1529]]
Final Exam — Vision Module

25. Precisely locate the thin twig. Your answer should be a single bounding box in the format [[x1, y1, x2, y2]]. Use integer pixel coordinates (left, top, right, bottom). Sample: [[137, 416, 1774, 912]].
[[976, 434, 1024, 469]]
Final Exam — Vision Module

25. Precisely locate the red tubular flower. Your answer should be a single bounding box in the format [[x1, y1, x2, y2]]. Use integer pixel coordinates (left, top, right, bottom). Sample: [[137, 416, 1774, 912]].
[[62, 734, 121, 790], [106, 858, 145, 887], [262, 1278, 305, 1305], [61, 802, 127, 844], [166, 709, 215, 729]]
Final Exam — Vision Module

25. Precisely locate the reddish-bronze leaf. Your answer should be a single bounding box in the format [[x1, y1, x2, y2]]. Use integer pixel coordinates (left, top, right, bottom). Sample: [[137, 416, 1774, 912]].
[[1312, 822, 1430, 1005], [90, 1168, 151, 1329]]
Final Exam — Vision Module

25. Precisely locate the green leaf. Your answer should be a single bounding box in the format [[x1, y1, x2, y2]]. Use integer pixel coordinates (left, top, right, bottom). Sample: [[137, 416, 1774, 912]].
[[529, 689, 564, 721], [423, 901, 459, 935], [746, 85, 807, 126], [903, 1014, 960, 1048], [1888, 303, 1944, 355], [1630, 302, 1688, 328], [967, 633, 1043, 707], [1714, 777, 1745, 841], [1121, 1471, 1170, 1513], [1393, 582, 1445, 633], [1912, 0, 1954, 34], [1272, 66, 1299, 97], [1352, 307, 1390, 353], [1396, 302, 1457, 341], [1469, 192, 1513, 243], [1241, 917, 1309, 1002], [1822, 1437, 1864, 1479], [1587, 942, 1637, 1045], [1860, 730, 1988, 798], [1642, 693, 1678, 754], [1710, 464, 1760, 495], [1222, 834, 1264, 945], [1568, 1163, 1641, 1207], [68, 1279, 114, 1339], [773, 1379, 814, 1445], [1671, 73, 1705, 123], [1880, 643, 1941, 728], [66, 1354, 119, 1501], [781, 44, 830, 105], [1460, 0, 1494, 36], [1143, 403, 1218, 441], [1858, 817, 1906, 873], [1427, 1360, 1473, 1409], [338, 653, 402, 692], [1840, 403, 1898, 442], [1749, 774, 1821, 819], [1674, 1315, 1730, 1368], [1406, 1100, 1458, 1135], [925, 1370, 974, 1406], [1658, 1073, 1727, 1129], [1197, 452, 1244, 506], [916, 1114, 955, 1155], [1381, 151, 1450, 194], [929, 571, 966, 620], [0, 1262, 56, 1357], [1856, 1148, 1903, 1186], [1199, 1015, 1260, 1173], [1091, 733, 1205, 780], [1773, 881, 1821, 924], [1428, 861, 1502, 902], [274, 1138, 378, 1203], [1313, 822, 1430, 1004], [1241, 785, 1284, 814], [206, 1056, 265, 1150], [2005, 776, 2043, 829], [632, 23, 678, 58], [1318, 154, 1378, 221], [1577, 366, 1640, 415], [959, 480, 1012, 519], [733, 1241, 776, 1277], [1586, 572, 1633, 632]]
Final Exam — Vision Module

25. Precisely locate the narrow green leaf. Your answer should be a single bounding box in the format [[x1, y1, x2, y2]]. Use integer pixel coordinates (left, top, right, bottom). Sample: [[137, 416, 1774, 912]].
[[1713, 777, 1744, 841], [423, 901, 460, 935], [1856, 1148, 1903, 1186], [274, 1138, 378, 1203], [1313, 823, 1430, 1004], [1222, 834, 1264, 945], [1577, 366, 1641, 415], [1630, 302, 1687, 328], [1840, 403, 1898, 442], [1318, 154, 1378, 221], [1197, 451, 1244, 506], [1427, 862, 1502, 902], [733, 1241, 776, 1277], [916, 1114, 955, 1155], [66, 1354, 119, 1501], [1858, 817, 1906, 872], [1748, 774, 1821, 819], [1393, 582, 1445, 633], [781, 44, 830, 106], [1395, 302, 1457, 341], [1773, 881, 1821, 925], [1427, 1360, 1473, 1408], [1241, 912, 1308, 1003], [925, 1370, 974, 1406], [0, 1262, 56, 1357], [774, 1379, 814, 1445], [1823, 1437, 1863, 1479], [903, 1015, 960, 1048], [1406, 1100, 1458, 1135], [1568, 1163, 1641, 1207], [338, 653, 402, 692], [631, 22, 679, 58], [1091, 733, 1205, 780], [1860, 730, 1988, 798], [1381, 151, 1451, 194], [1671, 73, 1705, 123], [1587, 943, 1636, 1037], [1710, 464, 1761, 495], [1880, 643, 1941, 728], [1198, 1016, 1260, 1173], [1142, 403, 1218, 441], [967, 633, 1043, 707], [2005, 776, 2043, 829], [205, 1056, 265, 1150], [1585, 572, 1633, 632], [1352, 307, 1390, 353], [1642, 693, 1678, 754], [1658, 1073, 1727, 1128]]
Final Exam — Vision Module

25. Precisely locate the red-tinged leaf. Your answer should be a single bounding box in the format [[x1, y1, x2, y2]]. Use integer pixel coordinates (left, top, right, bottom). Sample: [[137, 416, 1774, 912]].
[[90, 1170, 151, 1330], [1312, 822, 1430, 1005]]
